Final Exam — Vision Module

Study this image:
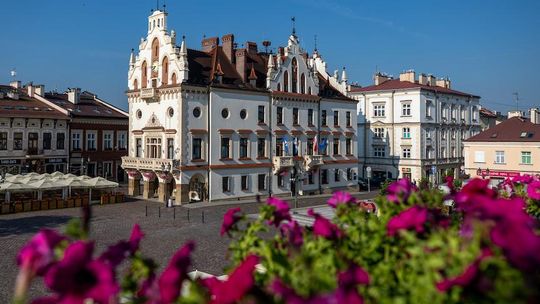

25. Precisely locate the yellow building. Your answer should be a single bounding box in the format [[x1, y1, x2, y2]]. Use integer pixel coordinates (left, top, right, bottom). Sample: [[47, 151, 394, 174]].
[[464, 111, 540, 185]]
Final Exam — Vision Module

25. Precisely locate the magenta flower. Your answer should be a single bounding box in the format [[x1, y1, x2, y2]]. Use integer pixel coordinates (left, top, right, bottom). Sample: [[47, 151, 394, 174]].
[[99, 224, 144, 268], [436, 248, 492, 292], [512, 174, 533, 184], [455, 178, 497, 211], [220, 208, 242, 236], [386, 178, 417, 204], [387, 206, 428, 236], [490, 220, 540, 271], [308, 209, 344, 240], [279, 220, 304, 247], [17, 229, 64, 276], [158, 241, 195, 303], [43, 241, 119, 304], [327, 191, 355, 208], [527, 180, 540, 200], [202, 254, 259, 304], [267, 197, 292, 227]]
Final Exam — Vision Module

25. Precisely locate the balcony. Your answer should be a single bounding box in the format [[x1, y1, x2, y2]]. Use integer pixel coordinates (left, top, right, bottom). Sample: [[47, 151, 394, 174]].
[[25, 148, 44, 157], [140, 88, 157, 101], [272, 156, 294, 175], [121, 156, 175, 171], [303, 155, 324, 171]]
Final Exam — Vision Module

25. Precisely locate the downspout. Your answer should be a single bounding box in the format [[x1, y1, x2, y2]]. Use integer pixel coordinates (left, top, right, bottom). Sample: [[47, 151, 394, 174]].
[[434, 91, 439, 183], [318, 97, 322, 194], [362, 93, 367, 178], [391, 90, 397, 177], [207, 85, 211, 202], [268, 91, 273, 198]]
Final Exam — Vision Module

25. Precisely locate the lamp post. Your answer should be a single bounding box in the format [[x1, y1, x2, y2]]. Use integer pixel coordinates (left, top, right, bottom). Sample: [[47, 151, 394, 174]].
[[289, 161, 305, 209]]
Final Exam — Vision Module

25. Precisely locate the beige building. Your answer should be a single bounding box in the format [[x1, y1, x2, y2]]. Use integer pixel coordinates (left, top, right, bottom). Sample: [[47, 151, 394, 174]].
[[464, 109, 540, 184]]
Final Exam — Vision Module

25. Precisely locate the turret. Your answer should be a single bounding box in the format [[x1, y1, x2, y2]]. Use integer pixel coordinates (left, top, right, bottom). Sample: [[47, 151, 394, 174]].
[[178, 35, 189, 81], [341, 67, 348, 83], [129, 48, 136, 69]]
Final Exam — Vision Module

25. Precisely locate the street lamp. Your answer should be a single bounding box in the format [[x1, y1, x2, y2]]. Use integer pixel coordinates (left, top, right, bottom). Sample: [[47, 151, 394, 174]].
[[289, 162, 305, 209]]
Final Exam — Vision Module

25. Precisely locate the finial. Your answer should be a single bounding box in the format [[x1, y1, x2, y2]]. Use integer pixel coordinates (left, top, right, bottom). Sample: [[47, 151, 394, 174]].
[[291, 17, 296, 35], [182, 35, 186, 41]]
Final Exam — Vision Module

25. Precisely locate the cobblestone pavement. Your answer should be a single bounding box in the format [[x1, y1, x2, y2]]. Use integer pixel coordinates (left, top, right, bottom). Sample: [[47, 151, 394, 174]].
[[0, 190, 377, 302]]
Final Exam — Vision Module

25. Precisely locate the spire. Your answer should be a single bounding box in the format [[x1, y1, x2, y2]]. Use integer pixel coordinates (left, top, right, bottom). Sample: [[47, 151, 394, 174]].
[[341, 67, 348, 83], [267, 53, 275, 69], [129, 48, 136, 68], [180, 35, 187, 55]]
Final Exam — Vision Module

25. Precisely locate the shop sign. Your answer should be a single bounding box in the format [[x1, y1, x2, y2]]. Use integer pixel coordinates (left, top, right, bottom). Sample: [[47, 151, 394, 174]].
[[0, 159, 21, 165], [46, 158, 67, 164], [480, 170, 520, 178]]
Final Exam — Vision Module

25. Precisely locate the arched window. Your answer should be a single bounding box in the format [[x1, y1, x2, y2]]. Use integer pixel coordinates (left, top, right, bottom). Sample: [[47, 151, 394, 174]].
[[133, 79, 138, 90], [283, 71, 289, 92], [158, 19, 160, 27], [171, 73, 177, 85], [162, 56, 169, 85], [291, 58, 298, 93], [300, 73, 306, 94], [141, 61, 147, 88], [151, 38, 160, 62]]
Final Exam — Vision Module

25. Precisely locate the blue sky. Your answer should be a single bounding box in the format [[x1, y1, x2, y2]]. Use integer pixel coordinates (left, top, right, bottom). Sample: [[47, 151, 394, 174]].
[[2, 0, 539, 113]]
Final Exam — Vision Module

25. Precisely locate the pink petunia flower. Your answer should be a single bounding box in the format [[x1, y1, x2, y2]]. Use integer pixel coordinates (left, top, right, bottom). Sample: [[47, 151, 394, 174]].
[[158, 241, 195, 303], [387, 206, 428, 236], [308, 209, 344, 240], [279, 220, 304, 247], [436, 248, 492, 292], [202, 254, 259, 304], [327, 191, 355, 208], [267, 197, 292, 227], [98, 224, 144, 268], [17, 229, 65, 276], [527, 180, 540, 200], [386, 178, 417, 204], [220, 208, 242, 236], [43, 241, 119, 304]]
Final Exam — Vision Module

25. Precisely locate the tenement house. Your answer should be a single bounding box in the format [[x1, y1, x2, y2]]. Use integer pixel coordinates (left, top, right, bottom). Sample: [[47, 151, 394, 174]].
[[348, 70, 481, 183], [122, 9, 358, 204], [0, 82, 69, 175]]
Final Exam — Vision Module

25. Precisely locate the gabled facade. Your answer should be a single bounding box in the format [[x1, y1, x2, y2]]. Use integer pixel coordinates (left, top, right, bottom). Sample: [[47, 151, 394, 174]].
[[122, 9, 358, 204]]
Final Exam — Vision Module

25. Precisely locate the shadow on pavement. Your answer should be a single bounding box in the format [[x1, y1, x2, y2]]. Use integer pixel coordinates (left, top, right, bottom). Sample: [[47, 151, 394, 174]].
[[0, 215, 72, 237]]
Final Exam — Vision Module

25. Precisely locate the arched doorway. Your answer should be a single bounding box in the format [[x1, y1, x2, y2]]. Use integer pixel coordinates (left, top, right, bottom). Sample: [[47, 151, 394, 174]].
[[152, 176, 159, 198], [189, 174, 206, 202]]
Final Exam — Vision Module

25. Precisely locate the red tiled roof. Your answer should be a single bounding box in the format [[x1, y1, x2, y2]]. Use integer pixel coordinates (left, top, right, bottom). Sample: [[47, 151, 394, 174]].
[[45, 92, 127, 119], [349, 79, 479, 98], [465, 117, 540, 142], [0, 85, 69, 120], [480, 108, 497, 118]]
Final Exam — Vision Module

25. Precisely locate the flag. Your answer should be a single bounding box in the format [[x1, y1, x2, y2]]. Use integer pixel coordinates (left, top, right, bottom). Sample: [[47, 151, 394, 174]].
[[283, 136, 290, 155], [313, 135, 318, 154], [293, 137, 299, 155], [319, 137, 327, 153]]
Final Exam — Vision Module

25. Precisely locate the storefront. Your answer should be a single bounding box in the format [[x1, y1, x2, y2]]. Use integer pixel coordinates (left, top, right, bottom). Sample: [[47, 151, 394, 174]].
[[0, 159, 22, 175], [44, 158, 68, 173]]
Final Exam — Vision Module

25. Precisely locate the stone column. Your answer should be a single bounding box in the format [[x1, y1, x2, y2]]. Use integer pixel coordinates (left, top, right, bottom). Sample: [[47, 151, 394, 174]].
[[157, 173, 172, 204], [142, 171, 156, 200], [127, 172, 141, 196]]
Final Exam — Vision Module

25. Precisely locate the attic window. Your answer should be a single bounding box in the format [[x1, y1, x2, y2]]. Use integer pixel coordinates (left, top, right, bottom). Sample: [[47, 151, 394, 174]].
[[490, 133, 497, 138], [520, 132, 528, 138]]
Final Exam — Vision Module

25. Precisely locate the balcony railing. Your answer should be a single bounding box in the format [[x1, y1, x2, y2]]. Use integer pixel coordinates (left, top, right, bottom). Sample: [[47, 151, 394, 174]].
[[140, 88, 157, 101], [303, 155, 324, 171], [272, 156, 294, 175], [121, 156, 175, 171]]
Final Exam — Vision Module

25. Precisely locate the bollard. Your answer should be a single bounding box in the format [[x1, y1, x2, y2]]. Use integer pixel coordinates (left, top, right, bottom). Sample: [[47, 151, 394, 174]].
[[202, 211, 205, 223], [145, 205, 147, 217], [158, 206, 161, 218]]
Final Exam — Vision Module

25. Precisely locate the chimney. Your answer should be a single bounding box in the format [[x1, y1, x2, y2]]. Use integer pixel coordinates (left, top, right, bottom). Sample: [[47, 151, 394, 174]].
[[418, 73, 428, 85], [508, 110, 524, 119], [201, 36, 219, 53], [235, 48, 247, 82], [374, 72, 391, 85], [399, 70, 415, 83], [436, 78, 451, 89], [10, 80, 21, 89], [26, 83, 35, 98], [34, 84, 45, 96], [530, 108, 540, 124], [245, 41, 258, 55], [221, 34, 235, 63], [428, 74, 436, 86], [67, 88, 81, 104]]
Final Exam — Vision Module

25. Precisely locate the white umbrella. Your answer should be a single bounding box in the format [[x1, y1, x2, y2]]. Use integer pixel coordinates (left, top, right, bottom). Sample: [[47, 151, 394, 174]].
[[86, 177, 119, 189], [50, 171, 64, 178], [0, 182, 37, 203], [29, 179, 64, 200]]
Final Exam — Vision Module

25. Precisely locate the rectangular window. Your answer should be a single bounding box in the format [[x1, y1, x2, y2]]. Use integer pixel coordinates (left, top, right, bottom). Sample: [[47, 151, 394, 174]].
[[72, 133, 81, 151], [222, 177, 230, 192], [307, 171, 314, 184], [103, 132, 113, 150], [474, 151, 485, 163], [43, 133, 52, 150], [441, 104, 447, 119], [87, 133, 96, 150], [334, 169, 341, 182], [308, 109, 314, 126], [56, 133, 65, 150], [192, 138, 202, 160], [346, 138, 352, 155], [521, 151, 532, 164], [275, 138, 283, 157], [495, 151, 505, 164], [103, 162, 113, 178], [321, 169, 328, 184], [402, 148, 411, 158], [373, 104, 385, 117], [402, 103, 411, 116], [333, 138, 340, 155], [346, 111, 351, 127], [277, 107, 283, 124], [293, 108, 299, 125], [0, 132, 7, 150], [333, 110, 339, 126], [307, 137, 314, 155], [14, 132, 23, 150], [221, 137, 230, 159], [373, 147, 385, 157], [167, 138, 174, 159], [321, 110, 327, 126], [277, 175, 285, 188], [426, 100, 433, 117], [117, 132, 127, 150], [28, 133, 38, 153], [145, 138, 161, 158], [136, 138, 142, 157], [402, 127, 411, 139], [239, 137, 248, 158], [374, 128, 385, 138], [258, 174, 266, 191], [241, 175, 249, 191], [258, 105, 265, 124], [347, 168, 353, 181], [257, 138, 266, 158]]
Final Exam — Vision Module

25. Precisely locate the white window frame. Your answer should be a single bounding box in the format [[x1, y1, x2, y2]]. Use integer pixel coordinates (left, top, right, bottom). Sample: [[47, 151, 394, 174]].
[[474, 151, 485, 163], [72, 130, 82, 150], [103, 131, 113, 150], [117, 131, 127, 150], [86, 131, 97, 150], [401, 102, 411, 116], [402, 147, 411, 159], [521, 151, 532, 164], [495, 151, 505, 164], [402, 127, 411, 139], [373, 104, 385, 117]]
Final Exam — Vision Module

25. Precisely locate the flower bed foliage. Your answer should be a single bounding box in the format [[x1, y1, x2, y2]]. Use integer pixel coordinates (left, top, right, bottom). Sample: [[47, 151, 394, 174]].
[[14, 176, 540, 303]]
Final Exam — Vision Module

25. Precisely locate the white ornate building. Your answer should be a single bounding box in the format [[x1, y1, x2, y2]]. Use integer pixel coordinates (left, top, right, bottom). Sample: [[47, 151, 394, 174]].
[[122, 9, 358, 204], [348, 70, 481, 183]]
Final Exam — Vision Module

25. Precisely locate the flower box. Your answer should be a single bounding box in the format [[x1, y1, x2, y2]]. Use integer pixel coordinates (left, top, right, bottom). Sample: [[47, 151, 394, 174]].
[[23, 201, 32, 212]]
